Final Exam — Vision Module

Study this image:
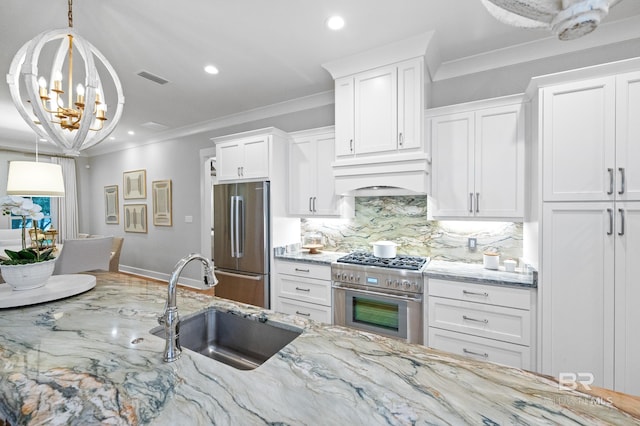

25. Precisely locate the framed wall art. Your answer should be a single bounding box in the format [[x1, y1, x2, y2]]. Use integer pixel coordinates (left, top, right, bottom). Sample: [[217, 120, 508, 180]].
[[124, 204, 147, 233], [104, 185, 119, 224], [123, 169, 146, 199], [152, 179, 172, 226]]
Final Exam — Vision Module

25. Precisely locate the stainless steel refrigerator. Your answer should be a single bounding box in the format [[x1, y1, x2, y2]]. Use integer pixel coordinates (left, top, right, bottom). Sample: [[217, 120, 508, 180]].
[[213, 181, 270, 308]]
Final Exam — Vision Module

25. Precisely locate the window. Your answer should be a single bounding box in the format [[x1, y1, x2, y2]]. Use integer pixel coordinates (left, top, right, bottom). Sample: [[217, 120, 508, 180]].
[[10, 197, 54, 231]]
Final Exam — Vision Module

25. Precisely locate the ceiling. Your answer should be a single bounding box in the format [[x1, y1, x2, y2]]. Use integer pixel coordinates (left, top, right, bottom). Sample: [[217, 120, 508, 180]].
[[2, 0, 640, 157]]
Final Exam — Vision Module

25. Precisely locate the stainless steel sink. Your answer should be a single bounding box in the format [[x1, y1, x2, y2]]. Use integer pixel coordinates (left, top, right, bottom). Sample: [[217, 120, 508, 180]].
[[150, 308, 302, 370]]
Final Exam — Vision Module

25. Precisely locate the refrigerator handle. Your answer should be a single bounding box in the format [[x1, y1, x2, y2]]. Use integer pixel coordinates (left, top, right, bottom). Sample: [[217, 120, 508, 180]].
[[230, 196, 236, 258], [236, 196, 245, 258]]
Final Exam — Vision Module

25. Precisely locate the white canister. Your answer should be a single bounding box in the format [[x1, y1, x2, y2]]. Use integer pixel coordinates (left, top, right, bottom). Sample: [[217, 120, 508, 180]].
[[503, 259, 517, 272], [483, 252, 500, 270]]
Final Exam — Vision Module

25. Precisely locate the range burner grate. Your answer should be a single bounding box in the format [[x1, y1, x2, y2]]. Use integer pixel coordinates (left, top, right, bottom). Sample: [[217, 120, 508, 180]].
[[337, 252, 428, 270]]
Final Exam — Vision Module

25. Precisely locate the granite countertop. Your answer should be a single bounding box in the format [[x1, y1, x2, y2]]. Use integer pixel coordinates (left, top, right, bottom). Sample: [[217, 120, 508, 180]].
[[425, 260, 538, 289], [275, 250, 348, 265], [276, 251, 537, 288], [1, 272, 636, 425]]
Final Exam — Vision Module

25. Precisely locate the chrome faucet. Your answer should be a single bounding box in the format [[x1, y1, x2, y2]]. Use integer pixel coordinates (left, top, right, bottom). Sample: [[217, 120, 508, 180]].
[[158, 253, 218, 362]]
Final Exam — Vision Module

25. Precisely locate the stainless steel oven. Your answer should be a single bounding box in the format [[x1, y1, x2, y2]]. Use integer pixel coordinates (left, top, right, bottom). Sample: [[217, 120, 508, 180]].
[[331, 253, 427, 344]]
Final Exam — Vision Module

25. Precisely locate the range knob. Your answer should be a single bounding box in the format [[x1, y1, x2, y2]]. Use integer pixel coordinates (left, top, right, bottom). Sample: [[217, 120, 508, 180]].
[[341, 273, 348, 281], [355, 275, 361, 283], [393, 280, 400, 288], [403, 280, 411, 290], [349, 274, 355, 282], [412, 282, 420, 291]]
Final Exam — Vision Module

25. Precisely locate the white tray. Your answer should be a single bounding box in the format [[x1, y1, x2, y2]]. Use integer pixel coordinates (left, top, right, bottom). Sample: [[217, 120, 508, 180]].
[[0, 274, 96, 308]]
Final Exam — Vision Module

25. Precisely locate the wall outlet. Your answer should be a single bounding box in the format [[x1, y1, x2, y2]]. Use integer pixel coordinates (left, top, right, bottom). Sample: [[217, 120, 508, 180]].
[[468, 237, 477, 251]]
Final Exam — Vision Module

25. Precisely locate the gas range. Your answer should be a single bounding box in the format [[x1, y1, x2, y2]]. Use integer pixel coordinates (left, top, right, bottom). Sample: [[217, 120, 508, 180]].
[[331, 252, 429, 295]]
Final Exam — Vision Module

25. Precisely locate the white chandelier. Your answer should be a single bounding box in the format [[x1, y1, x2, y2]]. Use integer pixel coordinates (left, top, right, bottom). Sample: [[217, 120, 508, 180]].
[[6, 0, 124, 156], [480, 0, 624, 40]]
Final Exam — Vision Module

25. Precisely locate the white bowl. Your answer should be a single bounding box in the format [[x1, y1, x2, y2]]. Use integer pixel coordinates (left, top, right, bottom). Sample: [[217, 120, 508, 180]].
[[0, 258, 56, 291]]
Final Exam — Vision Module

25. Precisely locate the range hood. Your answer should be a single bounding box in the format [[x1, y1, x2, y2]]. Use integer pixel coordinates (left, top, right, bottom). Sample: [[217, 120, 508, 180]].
[[333, 153, 430, 196]]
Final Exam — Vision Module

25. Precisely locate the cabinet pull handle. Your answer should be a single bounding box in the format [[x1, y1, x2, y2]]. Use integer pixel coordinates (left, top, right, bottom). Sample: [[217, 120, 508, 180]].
[[295, 311, 311, 317], [349, 139, 354, 153], [469, 193, 473, 213], [398, 132, 404, 146], [607, 168, 614, 195], [475, 193, 480, 213], [295, 268, 310, 273], [462, 290, 489, 297], [309, 197, 313, 212], [463, 315, 488, 324], [295, 287, 311, 292], [618, 208, 625, 236], [241, 166, 244, 176], [312, 197, 317, 212], [463, 348, 488, 358], [618, 167, 626, 195], [607, 208, 613, 235], [237, 167, 241, 177]]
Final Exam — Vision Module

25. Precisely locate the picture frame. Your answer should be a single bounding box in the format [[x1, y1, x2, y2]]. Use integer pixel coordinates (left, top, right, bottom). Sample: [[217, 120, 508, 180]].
[[123, 169, 146, 199], [124, 204, 147, 233], [104, 185, 119, 224], [152, 179, 172, 226]]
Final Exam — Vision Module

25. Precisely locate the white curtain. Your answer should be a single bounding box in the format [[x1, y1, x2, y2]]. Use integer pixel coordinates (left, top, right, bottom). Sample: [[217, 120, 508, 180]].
[[51, 157, 78, 242]]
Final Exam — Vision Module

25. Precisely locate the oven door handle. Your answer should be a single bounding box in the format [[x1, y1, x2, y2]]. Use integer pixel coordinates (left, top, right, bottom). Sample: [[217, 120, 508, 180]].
[[332, 283, 422, 302]]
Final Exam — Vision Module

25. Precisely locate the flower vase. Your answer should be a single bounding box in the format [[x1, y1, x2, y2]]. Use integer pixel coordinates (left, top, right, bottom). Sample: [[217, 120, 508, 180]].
[[0, 258, 57, 291]]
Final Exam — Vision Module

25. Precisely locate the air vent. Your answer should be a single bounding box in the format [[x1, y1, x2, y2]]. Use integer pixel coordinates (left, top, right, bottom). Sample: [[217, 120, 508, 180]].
[[141, 121, 169, 131], [137, 70, 170, 85]]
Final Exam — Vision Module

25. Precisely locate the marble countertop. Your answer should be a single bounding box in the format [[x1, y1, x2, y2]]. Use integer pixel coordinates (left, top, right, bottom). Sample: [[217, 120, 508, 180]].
[[276, 251, 536, 288], [1, 272, 636, 425], [425, 260, 537, 289]]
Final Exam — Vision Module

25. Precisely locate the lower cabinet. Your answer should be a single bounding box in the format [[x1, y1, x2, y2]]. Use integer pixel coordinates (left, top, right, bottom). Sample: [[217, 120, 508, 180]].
[[274, 260, 332, 323], [426, 278, 535, 370]]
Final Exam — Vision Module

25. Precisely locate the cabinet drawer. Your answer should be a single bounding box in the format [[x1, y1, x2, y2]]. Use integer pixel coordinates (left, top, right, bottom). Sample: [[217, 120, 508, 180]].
[[428, 297, 531, 345], [277, 298, 332, 323], [428, 328, 531, 370], [428, 278, 531, 310], [277, 260, 331, 281], [277, 274, 331, 306]]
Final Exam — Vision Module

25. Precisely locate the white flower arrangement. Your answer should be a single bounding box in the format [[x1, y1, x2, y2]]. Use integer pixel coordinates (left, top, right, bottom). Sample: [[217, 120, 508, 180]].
[[0, 195, 53, 264]]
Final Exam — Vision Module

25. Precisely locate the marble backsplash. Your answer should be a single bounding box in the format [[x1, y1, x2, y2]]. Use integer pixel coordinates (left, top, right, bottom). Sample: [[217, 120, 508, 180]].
[[300, 196, 523, 264]]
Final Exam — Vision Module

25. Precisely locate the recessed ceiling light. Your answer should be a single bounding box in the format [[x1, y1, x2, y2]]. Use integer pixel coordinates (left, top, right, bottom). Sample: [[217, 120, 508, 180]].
[[127, 131, 135, 136], [204, 65, 219, 75], [326, 15, 345, 31], [109, 136, 116, 140]]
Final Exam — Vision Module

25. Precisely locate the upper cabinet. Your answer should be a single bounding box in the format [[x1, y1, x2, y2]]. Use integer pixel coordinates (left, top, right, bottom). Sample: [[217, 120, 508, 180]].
[[288, 127, 353, 217], [322, 33, 433, 195], [428, 96, 525, 220], [213, 128, 288, 184], [335, 58, 423, 158], [542, 72, 640, 202]]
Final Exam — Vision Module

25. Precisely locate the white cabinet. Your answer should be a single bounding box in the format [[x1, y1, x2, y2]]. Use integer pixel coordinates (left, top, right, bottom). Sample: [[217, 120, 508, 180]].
[[274, 260, 332, 323], [288, 127, 353, 217], [529, 66, 640, 394], [215, 135, 270, 182], [429, 97, 525, 220], [335, 58, 423, 158], [426, 278, 535, 370], [542, 72, 640, 202]]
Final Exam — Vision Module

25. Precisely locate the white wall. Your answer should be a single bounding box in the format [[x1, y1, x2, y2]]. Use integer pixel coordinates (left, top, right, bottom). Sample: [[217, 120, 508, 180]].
[[85, 105, 333, 282]]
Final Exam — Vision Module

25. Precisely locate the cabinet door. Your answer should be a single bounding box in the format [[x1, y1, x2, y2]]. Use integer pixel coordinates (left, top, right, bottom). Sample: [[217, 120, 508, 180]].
[[616, 72, 640, 202], [474, 104, 525, 219], [541, 202, 615, 389], [289, 137, 316, 215], [313, 133, 340, 216], [542, 77, 616, 201], [614, 202, 640, 395], [397, 58, 423, 151], [354, 64, 398, 155], [430, 112, 474, 217], [216, 141, 243, 181], [335, 77, 354, 158], [241, 136, 270, 179]]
